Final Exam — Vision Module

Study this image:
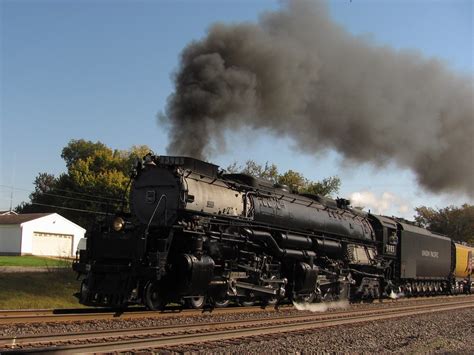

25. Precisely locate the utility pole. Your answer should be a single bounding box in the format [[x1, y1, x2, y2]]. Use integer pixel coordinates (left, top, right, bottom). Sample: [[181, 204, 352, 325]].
[[9, 187, 13, 213]]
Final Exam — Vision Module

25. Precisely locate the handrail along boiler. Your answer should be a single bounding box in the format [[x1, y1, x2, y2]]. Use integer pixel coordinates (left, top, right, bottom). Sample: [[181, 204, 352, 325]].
[[73, 154, 473, 309]]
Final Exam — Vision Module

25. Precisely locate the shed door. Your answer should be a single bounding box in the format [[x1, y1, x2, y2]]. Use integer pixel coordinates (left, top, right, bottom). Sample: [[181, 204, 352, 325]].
[[32, 232, 73, 257]]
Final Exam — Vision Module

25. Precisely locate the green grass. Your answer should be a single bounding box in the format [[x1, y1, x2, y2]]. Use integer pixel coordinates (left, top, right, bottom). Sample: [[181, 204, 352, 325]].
[[0, 256, 72, 267], [0, 270, 83, 309]]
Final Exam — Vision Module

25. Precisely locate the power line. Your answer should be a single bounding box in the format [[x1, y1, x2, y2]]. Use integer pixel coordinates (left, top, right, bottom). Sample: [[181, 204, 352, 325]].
[[36, 191, 122, 206], [0, 184, 124, 202], [0, 185, 124, 207], [31, 202, 109, 215], [46, 186, 124, 202]]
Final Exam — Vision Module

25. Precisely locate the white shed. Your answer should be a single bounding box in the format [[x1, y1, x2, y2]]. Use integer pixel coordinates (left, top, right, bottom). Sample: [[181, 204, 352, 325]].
[[0, 213, 85, 257]]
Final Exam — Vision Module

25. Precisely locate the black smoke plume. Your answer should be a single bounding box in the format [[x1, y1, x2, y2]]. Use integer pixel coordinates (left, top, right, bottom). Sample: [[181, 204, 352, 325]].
[[161, 0, 474, 196]]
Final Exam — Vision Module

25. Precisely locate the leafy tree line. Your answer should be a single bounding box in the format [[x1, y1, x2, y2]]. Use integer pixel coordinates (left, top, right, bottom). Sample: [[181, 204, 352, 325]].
[[226, 160, 341, 197], [414, 204, 474, 244], [17, 140, 150, 229]]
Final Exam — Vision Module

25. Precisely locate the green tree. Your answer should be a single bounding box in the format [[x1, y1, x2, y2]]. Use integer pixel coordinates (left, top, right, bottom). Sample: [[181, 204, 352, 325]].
[[227, 160, 279, 183], [414, 204, 474, 244], [277, 170, 306, 192], [61, 140, 109, 169], [17, 139, 151, 229], [226, 160, 340, 197], [305, 176, 341, 196]]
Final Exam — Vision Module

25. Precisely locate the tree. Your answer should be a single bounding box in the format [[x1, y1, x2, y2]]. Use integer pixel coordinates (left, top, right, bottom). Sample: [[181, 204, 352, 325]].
[[305, 176, 341, 197], [226, 160, 340, 197], [227, 160, 279, 183], [414, 204, 474, 244], [17, 139, 151, 229], [277, 170, 306, 192], [61, 140, 109, 169]]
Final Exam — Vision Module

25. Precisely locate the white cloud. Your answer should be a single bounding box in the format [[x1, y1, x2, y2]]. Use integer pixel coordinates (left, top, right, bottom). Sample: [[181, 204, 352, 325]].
[[349, 191, 412, 218]]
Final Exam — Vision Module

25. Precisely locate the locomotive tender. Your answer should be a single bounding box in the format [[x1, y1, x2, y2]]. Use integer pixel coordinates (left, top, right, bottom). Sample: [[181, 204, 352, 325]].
[[73, 155, 473, 309]]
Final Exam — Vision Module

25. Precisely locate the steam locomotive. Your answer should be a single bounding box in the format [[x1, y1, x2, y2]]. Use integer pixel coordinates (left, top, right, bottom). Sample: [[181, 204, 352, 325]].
[[73, 155, 473, 309]]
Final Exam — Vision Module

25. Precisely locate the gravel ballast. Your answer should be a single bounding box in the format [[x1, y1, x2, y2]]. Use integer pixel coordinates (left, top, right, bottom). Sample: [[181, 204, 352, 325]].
[[2, 298, 472, 353], [2, 297, 466, 337], [156, 308, 473, 354]]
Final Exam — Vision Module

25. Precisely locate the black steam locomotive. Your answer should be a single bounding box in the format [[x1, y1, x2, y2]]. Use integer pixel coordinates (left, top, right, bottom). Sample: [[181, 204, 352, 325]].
[[73, 155, 471, 309]]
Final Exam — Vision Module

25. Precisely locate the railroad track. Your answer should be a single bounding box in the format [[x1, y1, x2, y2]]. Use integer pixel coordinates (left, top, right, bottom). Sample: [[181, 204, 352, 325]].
[[2, 297, 473, 353], [0, 304, 288, 325], [0, 294, 470, 324]]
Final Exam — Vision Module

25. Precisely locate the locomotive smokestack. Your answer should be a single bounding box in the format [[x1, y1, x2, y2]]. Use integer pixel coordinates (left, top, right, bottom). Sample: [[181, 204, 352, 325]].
[[161, 0, 474, 197]]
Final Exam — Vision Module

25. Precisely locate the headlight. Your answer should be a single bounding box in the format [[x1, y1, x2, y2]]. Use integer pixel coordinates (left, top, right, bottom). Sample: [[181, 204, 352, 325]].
[[112, 217, 125, 231]]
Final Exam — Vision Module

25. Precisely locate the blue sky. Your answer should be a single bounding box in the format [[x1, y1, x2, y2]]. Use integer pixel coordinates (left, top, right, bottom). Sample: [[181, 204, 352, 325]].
[[1, 0, 473, 217]]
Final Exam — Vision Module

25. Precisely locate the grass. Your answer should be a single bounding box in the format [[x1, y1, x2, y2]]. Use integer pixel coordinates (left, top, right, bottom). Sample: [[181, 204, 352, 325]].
[[0, 270, 83, 309], [0, 256, 72, 267]]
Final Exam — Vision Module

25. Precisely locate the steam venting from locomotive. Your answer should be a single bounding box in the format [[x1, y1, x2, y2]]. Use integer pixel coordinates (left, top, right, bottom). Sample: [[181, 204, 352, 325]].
[[161, 0, 474, 197], [293, 300, 349, 313]]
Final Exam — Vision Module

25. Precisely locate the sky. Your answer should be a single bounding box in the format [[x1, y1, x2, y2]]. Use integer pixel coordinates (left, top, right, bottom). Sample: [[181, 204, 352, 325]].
[[1, 0, 473, 218]]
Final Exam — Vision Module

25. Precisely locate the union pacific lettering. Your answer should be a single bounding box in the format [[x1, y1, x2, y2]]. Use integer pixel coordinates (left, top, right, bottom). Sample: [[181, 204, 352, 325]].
[[421, 250, 439, 258]]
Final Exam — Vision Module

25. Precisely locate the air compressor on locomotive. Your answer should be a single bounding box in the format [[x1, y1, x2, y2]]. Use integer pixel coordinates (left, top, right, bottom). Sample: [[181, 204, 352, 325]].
[[73, 154, 472, 309]]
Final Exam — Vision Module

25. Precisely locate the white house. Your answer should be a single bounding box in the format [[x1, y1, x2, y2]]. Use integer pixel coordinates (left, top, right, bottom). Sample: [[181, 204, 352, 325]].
[[0, 213, 85, 257]]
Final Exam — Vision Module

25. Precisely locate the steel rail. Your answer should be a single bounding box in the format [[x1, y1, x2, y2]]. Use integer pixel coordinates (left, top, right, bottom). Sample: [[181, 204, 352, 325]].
[[0, 294, 471, 325], [0, 305, 291, 325], [2, 298, 473, 353]]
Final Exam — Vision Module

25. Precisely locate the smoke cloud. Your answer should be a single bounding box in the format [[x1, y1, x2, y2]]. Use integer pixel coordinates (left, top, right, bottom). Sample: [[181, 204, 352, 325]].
[[161, 0, 474, 196]]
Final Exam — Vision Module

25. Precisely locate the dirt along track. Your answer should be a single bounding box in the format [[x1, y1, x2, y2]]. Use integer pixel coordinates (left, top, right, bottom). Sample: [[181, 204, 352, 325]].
[[1, 295, 473, 353]]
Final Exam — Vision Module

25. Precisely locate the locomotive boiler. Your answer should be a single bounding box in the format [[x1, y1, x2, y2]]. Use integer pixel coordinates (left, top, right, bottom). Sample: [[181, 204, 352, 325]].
[[73, 154, 470, 309]]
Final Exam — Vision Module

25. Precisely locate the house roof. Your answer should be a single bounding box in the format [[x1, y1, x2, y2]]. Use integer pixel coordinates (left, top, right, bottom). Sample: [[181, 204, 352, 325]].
[[0, 210, 18, 216], [0, 213, 53, 225]]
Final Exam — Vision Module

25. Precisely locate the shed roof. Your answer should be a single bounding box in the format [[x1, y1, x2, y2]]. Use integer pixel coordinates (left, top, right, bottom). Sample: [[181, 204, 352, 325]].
[[0, 213, 53, 225]]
